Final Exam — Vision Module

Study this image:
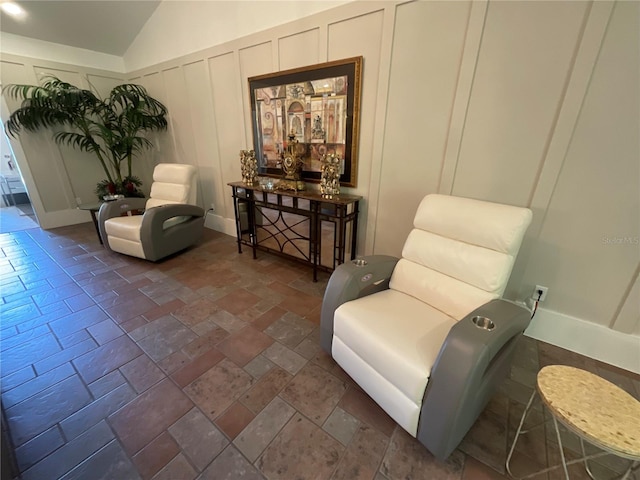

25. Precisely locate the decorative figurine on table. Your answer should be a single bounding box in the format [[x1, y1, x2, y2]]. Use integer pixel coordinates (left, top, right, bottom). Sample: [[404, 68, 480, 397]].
[[320, 153, 341, 198], [277, 131, 305, 191], [240, 149, 258, 185]]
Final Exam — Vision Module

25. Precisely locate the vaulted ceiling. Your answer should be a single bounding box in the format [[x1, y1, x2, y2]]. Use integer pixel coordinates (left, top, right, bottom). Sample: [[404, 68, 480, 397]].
[[0, 1, 161, 56]]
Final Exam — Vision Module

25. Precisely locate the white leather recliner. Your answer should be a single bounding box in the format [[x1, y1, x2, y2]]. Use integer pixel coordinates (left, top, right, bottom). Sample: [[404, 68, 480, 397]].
[[97, 163, 205, 261], [321, 194, 533, 459]]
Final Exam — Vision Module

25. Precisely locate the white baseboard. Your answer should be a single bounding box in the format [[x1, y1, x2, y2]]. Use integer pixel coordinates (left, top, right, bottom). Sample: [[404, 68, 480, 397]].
[[204, 211, 236, 237], [525, 306, 640, 374], [38, 208, 93, 230]]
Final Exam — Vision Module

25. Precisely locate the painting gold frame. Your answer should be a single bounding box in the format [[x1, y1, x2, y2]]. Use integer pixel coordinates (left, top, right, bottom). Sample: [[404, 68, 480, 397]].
[[248, 56, 363, 188]]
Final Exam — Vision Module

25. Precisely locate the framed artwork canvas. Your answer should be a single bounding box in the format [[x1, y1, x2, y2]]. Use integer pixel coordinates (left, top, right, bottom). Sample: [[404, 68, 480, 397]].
[[248, 56, 363, 187]]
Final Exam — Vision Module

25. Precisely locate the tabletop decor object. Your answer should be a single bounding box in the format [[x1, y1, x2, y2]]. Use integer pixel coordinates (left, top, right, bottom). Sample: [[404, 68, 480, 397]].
[[240, 149, 258, 185], [277, 132, 305, 192], [320, 153, 341, 198]]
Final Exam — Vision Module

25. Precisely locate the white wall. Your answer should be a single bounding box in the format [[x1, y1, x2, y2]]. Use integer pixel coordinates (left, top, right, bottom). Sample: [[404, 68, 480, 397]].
[[124, 1, 350, 72], [521, 0, 639, 371], [1, 0, 638, 370]]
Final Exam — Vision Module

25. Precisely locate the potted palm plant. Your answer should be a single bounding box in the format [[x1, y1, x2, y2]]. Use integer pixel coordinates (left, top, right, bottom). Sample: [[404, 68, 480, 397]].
[[3, 76, 168, 199]]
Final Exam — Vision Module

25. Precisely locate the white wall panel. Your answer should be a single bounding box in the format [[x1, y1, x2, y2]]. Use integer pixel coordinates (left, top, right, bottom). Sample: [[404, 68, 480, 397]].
[[136, 71, 176, 189], [239, 42, 274, 149], [7, 66, 78, 209], [86, 74, 124, 98], [32, 66, 83, 87], [31, 66, 110, 205], [613, 270, 639, 335], [208, 52, 245, 219], [278, 29, 320, 71], [327, 10, 384, 252], [452, 1, 589, 206], [327, 10, 383, 190], [375, 1, 472, 256], [183, 60, 221, 213], [522, 1, 639, 329], [162, 67, 197, 167]]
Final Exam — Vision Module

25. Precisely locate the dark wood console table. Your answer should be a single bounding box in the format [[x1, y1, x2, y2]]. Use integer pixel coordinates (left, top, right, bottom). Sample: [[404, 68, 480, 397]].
[[229, 182, 361, 281]]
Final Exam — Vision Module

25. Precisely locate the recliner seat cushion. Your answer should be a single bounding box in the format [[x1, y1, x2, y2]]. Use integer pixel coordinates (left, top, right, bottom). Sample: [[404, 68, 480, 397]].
[[104, 216, 143, 242], [333, 289, 456, 408]]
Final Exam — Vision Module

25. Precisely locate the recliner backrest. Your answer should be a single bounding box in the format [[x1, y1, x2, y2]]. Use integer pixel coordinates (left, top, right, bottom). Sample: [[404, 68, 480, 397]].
[[390, 194, 533, 320], [146, 163, 198, 210]]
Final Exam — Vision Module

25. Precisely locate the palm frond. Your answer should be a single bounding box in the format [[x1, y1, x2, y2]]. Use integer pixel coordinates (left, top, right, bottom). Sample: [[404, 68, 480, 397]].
[[53, 131, 103, 154], [3, 76, 168, 196]]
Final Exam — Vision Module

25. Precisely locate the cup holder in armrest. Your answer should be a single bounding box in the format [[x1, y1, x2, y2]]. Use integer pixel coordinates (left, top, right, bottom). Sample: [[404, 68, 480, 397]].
[[472, 316, 495, 331]]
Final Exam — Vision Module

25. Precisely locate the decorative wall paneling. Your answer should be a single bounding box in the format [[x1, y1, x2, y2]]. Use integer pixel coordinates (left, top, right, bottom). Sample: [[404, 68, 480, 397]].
[[0, 55, 125, 228], [2, 1, 638, 358], [127, 3, 395, 253]]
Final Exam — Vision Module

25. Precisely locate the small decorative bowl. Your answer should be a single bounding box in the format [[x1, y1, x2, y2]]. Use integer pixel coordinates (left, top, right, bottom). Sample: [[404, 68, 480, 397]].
[[103, 194, 124, 202]]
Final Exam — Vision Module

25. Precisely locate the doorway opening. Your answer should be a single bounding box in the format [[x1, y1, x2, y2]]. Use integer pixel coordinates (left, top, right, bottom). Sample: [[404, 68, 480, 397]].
[[0, 115, 38, 232]]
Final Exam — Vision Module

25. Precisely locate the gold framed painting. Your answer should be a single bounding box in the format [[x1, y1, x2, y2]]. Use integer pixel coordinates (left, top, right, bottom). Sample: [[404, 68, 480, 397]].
[[248, 56, 363, 187]]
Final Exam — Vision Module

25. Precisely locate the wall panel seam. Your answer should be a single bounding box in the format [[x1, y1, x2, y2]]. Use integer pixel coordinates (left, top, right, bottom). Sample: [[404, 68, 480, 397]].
[[438, 0, 488, 196], [160, 67, 180, 168], [28, 64, 77, 209], [203, 56, 225, 214], [365, 3, 398, 254], [610, 263, 640, 330], [527, 1, 615, 237], [526, 1, 593, 209]]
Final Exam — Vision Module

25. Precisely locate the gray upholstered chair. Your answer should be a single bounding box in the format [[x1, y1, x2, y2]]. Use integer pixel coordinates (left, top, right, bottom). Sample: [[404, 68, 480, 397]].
[[321, 194, 533, 460], [98, 163, 205, 261]]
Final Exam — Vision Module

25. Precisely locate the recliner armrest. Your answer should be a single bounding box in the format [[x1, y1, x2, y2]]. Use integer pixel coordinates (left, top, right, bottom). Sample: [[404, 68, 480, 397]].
[[418, 298, 530, 460], [320, 255, 399, 353], [140, 204, 205, 261], [97, 198, 147, 247], [139, 203, 204, 244], [140, 204, 204, 231]]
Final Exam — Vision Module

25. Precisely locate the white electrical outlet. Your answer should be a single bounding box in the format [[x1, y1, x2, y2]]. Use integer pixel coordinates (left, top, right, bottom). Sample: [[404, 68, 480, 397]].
[[532, 285, 548, 302]]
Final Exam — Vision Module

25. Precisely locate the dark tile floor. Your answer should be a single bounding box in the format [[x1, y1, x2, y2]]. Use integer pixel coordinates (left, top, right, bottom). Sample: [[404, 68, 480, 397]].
[[1, 221, 639, 480]]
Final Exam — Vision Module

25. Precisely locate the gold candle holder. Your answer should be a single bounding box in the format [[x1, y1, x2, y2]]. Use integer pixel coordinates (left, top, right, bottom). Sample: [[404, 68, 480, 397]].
[[240, 150, 258, 185], [320, 153, 341, 198]]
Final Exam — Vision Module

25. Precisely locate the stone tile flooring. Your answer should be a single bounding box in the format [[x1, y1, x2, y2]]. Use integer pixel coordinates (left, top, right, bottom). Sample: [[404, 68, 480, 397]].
[[0, 205, 38, 234], [1, 223, 639, 480]]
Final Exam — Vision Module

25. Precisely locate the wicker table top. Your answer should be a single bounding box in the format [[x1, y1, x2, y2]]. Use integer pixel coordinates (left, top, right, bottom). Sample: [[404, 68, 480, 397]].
[[537, 365, 640, 460]]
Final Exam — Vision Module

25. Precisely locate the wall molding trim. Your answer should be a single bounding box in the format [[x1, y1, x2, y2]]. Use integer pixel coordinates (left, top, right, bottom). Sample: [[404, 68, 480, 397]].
[[525, 306, 640, 374], [204, 211, 235, 238], [36, 209, 92, 230]]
